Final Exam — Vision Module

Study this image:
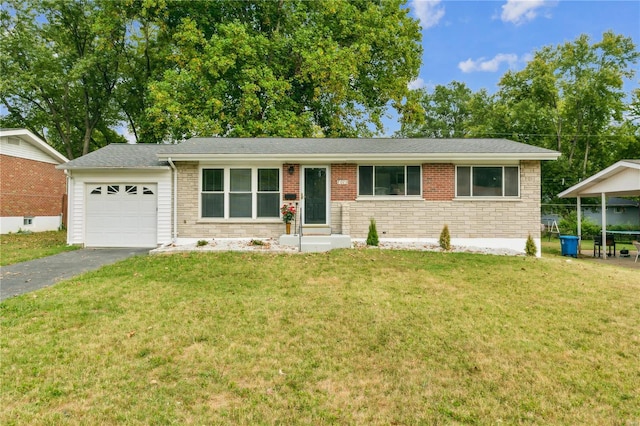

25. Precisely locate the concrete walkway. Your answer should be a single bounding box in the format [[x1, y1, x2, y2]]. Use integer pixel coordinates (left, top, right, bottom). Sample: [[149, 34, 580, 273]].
[[0, 248, 150, 301]]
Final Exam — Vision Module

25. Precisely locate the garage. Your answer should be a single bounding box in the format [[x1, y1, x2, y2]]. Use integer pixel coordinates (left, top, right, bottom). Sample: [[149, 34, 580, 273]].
[[85, 183, 158, 247]]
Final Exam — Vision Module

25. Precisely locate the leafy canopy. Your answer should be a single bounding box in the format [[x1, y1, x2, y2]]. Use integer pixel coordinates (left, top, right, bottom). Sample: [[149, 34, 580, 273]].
[[1, 0, 422, 152], [145, 0, 422, 141]]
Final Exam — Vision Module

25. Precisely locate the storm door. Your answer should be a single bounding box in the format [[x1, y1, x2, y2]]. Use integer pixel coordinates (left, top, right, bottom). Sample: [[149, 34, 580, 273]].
[[303, 167, 328, 225]]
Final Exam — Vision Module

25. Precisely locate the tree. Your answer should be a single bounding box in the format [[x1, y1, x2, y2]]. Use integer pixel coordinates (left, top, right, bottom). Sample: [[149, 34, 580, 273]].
[[495, 32, 639, 181], [0, 0, 129, 158], [2, 0, 422, 147], [145, 0, 422, 141], [397, 81, 474, 138]]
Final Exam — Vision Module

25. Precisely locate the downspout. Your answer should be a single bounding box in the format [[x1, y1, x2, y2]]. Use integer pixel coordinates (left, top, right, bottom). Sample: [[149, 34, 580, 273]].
[[64, 170, 72, 245], [168, 158, 178, 243]]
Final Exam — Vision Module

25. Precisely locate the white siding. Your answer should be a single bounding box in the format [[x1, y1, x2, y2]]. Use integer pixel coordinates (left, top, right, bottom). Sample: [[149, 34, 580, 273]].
[[157, 178, 172, 244], [66, 169, 172, 246], [68, 175, 84, 245], [0, 136, 62, 164]]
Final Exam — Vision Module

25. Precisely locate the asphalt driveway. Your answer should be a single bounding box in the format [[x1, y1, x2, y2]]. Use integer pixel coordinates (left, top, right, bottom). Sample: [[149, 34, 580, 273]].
[[0, 248, 150, 301]]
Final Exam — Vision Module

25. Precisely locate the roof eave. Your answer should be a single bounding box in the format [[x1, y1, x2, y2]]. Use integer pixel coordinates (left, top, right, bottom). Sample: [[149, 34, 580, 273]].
[[57, 165, 170, 171], [158, 152, 560, 163], [1, 128, 69, 164], [558, 159, 640, 198]]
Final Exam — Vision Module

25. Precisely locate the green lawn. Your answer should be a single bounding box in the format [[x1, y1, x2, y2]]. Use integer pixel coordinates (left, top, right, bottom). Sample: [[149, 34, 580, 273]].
[[0, 230, 78, 266], [1, 249, 639, 424]]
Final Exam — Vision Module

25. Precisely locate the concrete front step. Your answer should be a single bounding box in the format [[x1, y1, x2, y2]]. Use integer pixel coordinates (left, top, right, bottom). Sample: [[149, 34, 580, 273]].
[[279, 234, 352, 252], [298, 226, 332, 235]]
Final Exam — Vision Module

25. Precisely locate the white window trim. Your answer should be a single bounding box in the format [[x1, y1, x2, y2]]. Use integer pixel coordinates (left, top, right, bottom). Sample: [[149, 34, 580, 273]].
[[454, 165, 520, 199], [357, 164, 422, 198], [199, 166, 282, 221]]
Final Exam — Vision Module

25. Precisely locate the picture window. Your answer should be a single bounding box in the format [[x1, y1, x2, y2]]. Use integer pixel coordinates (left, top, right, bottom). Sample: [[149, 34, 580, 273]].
[[456, 166, 519, 197], [358, 165, 421, 196], [201, 168, 280, 219]]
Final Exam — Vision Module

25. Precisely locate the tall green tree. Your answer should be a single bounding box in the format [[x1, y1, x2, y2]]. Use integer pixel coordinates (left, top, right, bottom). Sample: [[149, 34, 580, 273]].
[[399, 32, 638, 202], [0, 0, 129, 158], [397, 81, 474, 138], [2, 0, 422, 148], [145, 0, 422, 141], [495, 32, 638, 178]]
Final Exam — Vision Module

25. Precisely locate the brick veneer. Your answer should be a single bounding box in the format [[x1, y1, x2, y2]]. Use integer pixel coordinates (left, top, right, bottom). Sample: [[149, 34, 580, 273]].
[[176, 162, 285, 238], [331, 163, 357, 201], [423, 163, 455, 200], [0, 154, 66, 216], [175, 160, 542, 242], [283, 163, 300, 200], [332, 161, 541, 240]]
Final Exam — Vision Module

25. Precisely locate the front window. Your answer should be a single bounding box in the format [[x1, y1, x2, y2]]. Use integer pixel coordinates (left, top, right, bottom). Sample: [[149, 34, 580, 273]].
[[201, 167, 280, 219], [358, 165, 421, 196], [202, 169, 224, 217], [456, 166, 519, 197]]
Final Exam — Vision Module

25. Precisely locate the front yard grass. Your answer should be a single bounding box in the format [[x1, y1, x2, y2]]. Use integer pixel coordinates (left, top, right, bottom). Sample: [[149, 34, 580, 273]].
[[1, 250, 639, 424], [0, 230, 78, 266]]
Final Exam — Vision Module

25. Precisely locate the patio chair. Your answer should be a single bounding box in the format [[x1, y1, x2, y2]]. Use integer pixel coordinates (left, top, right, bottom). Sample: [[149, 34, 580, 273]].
[[634, 241, 640, 263]]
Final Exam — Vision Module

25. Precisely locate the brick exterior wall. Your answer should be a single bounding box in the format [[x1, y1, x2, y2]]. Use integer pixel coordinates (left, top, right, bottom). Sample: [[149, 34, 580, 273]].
[[0, 154, 66, 216], [176, 162, 286, 238], [332, 161, 541, 240], [331, 163, 357, 201], [176, 160, 542, 242], [423, 163, 455, 201], [283, 163, 300, 201]]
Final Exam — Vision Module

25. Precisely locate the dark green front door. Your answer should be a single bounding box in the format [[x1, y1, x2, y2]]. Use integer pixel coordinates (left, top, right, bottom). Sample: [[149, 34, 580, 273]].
[[304, 167, 327, 225]]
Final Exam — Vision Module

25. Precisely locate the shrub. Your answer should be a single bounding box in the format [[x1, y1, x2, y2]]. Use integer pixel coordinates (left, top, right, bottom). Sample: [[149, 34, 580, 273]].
[[196, 240, 208, 247], [366, 218, 379, 246], [439, 224, 451, 251], [525, 234, 537, 256], [559, 210, 600, 237]]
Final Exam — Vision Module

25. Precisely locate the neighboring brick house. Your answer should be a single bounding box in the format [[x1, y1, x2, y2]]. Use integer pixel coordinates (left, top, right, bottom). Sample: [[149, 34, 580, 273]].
[[60, 138, 559, 255], [0, 129, 68, 234]]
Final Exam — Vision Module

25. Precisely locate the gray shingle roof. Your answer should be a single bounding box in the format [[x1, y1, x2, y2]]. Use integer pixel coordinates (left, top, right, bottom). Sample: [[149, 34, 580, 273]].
[[158, 137, 558, 156], [59, 138, 560, 170], [58, 144, 172, 169]]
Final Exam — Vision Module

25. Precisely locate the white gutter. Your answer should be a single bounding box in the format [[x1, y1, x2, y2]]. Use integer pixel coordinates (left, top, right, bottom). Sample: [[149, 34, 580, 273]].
[[168, 158, 178, 243], [157, 153, 560, 163]]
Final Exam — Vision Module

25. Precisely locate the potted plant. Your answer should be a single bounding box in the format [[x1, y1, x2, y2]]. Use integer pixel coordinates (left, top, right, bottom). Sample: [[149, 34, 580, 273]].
[[280, 203, 296, 234]]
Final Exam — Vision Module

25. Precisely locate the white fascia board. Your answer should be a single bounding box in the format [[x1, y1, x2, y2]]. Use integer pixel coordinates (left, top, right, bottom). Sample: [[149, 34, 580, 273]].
[[56, 166, 171, 171], [558, 160, 640, 198], [159, 152, 559, 163], [0, 128, 69, 164]]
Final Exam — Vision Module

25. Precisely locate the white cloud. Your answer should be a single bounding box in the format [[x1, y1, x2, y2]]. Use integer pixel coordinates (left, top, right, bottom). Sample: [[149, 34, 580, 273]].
[[500, 0, 553, 25], [411, 0, 445, 30], [458, 53, 519, 73], [408, 77, 426, 90]]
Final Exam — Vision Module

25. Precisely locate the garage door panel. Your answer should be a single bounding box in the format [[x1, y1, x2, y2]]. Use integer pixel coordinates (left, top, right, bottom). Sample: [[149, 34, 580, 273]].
[[85, 184, 157, 247]]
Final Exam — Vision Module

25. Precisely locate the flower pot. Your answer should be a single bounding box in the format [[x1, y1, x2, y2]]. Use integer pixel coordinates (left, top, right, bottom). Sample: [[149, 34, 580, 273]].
[[286, 222, 291, 235]]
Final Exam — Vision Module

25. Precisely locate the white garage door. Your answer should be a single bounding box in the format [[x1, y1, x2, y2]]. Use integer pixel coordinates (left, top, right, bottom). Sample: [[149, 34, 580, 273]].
[[85, 184, 157, 247]]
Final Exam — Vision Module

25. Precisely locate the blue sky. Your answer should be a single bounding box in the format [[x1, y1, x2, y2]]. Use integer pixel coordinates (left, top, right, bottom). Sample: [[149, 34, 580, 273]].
[[381, 0, 640, 135]]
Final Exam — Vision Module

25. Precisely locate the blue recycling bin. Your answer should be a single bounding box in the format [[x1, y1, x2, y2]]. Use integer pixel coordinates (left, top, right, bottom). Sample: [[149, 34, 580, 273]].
[[559, 235, 579, 257]]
